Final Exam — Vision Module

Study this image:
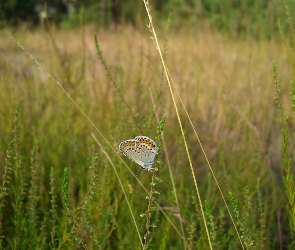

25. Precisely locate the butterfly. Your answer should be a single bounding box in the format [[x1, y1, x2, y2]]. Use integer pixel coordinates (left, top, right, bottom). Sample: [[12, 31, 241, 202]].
[[119, 136, 158, 172]]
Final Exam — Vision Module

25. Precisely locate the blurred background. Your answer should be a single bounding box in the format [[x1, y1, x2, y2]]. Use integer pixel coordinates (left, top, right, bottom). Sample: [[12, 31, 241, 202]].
[[0, 0, 293, 38]]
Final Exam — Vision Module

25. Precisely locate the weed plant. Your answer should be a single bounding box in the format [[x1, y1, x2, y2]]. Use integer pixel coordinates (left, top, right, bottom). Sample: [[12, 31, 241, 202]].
[[0, 0, 295, 249]]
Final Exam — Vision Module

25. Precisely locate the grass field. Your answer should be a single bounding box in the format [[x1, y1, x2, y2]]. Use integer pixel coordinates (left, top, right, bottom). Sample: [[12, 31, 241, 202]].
[[1, 2, 295, 249]]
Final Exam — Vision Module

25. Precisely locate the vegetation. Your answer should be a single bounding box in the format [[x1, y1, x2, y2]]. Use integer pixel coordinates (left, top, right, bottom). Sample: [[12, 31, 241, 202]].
[[1, 0, 293, 38], [0, 0, 295, 249]]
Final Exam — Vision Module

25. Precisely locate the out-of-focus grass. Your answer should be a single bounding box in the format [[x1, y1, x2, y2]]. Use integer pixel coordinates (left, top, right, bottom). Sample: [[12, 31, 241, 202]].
[[0, 22, 293, 248]]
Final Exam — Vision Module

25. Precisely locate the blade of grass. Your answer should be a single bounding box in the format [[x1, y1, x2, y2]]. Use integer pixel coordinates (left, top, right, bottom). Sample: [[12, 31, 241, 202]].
[[91, 133, 188, 248], [91, 134, 143, 249], [11, 36, 146, 247], [11, 34, 191, 248], [165, 66, 245, 249], [142, 1, 212, 248], [142, 0, 244, 248], [94, 35, 143, 135], [148, 87, 188, 248]]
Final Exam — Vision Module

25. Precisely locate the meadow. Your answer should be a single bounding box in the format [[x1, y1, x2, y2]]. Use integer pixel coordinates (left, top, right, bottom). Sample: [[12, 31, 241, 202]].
[[1, 1, 295, 249]]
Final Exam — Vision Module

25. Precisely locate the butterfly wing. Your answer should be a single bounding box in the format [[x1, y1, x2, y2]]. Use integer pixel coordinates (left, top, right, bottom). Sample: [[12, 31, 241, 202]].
[[135, 136, 158, 152], [119, 136, 159, 171], [119, 139, 145, 167], [135, 136, 158, 170]]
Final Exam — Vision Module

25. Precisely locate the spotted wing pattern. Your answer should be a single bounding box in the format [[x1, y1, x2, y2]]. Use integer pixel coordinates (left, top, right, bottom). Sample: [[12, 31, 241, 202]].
[[119, 136, 158, 171]]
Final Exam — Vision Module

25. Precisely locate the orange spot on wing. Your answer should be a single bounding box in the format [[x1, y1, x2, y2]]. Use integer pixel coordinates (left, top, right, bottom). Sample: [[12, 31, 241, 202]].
[[136, 138, 156, 149]]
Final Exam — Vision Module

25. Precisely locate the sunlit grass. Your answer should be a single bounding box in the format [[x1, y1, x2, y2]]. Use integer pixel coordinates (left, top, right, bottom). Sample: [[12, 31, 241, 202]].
[[0, 5, 294, 248]]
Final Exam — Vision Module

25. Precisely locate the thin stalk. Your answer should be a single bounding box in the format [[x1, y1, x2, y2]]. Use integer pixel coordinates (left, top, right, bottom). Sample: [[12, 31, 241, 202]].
[[142, 1, 212, 248]]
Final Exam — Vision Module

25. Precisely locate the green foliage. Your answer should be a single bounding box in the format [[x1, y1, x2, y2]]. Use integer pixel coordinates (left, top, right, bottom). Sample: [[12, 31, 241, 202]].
[[273, 63, 295, 235], [0, 0, 37, 26], [141, 115, 166, 249], [0, 125, 14, 248], [11, 106, 27, 250], [0, 0, 292, 39], [0, 0, 295, 248], [229, 191, 254, 248]]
